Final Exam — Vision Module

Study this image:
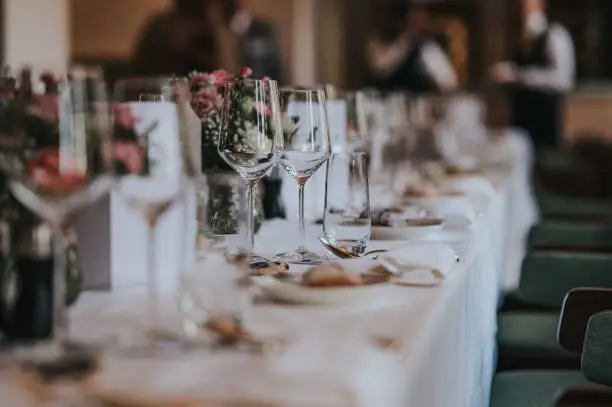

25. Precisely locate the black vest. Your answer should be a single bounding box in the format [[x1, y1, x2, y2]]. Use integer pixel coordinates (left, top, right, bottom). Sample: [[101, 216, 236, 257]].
[[371, 40, 438, 94], [510, 28, 562, 148]]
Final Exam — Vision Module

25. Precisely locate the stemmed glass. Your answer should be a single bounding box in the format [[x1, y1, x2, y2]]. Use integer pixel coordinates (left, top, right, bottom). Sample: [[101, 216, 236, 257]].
[[0, 67, 113, 359], [217, 79, 283, 252], [113, 77, 196, 345], [382, 92, 414, 193], [275, 88, 332, 264]]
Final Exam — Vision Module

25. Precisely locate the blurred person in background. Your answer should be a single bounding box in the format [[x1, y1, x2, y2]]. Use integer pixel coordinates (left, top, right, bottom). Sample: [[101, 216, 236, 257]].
[[222, 0, 285, 83], [131, 0, 238, 76], [366, 0, 458, 93], [491, 0, 575, 149], [219, 0, 286, 219]]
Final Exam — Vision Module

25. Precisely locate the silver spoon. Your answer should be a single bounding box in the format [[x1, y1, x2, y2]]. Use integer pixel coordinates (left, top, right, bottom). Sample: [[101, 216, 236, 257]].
[[318, 237, 388, 259]]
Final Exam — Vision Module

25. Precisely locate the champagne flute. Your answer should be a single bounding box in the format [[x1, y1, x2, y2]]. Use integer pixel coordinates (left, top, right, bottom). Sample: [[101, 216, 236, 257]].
[[217, 79, 283, 252], [0, 66, 113, 360], [275, 88, 332, 264], [113, 77, 196, 345]]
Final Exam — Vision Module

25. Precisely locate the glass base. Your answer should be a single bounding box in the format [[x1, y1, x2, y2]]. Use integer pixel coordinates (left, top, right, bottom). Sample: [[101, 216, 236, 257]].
[[274, 247, 327, 265], [106, 328, 188, 358], [12, 340, 100, 380]]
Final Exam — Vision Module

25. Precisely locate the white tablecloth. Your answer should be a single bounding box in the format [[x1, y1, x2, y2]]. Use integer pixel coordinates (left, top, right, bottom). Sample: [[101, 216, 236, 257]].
[[4, 131, 536, 407]]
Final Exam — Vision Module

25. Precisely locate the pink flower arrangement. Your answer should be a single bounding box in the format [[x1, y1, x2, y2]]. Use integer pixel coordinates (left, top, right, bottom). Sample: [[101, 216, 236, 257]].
[[188, 67, 276, 171], [189, 66, 257, 119]]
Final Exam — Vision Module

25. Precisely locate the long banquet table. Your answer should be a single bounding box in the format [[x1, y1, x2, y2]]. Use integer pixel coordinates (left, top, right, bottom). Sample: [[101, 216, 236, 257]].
[[5, 130, 537, 407]]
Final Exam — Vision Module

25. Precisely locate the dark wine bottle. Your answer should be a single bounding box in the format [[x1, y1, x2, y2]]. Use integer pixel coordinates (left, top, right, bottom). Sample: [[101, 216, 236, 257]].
[[262, 167, 286, 220], [0, 220, 54, 344]]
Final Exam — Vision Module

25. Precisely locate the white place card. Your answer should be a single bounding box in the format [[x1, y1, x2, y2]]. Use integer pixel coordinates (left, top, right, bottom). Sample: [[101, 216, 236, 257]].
[[76, 102, 199, 290]]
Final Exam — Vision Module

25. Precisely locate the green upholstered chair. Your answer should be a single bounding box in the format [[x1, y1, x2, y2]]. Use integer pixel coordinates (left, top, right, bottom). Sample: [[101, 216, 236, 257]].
[[582, 311, 612, 387], [528, 222, 612, 253], [535, 190, 612, 223], [490, 371, 599, 407], [492, 289, 612, 407], [497, 253, 612, 371]]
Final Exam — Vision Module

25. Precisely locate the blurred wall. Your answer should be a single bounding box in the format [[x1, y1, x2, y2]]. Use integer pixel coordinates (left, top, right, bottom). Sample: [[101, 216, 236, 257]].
[[4, 0, 70, 73], [71, 0, 171, 59], [71, 0, 294, 81]]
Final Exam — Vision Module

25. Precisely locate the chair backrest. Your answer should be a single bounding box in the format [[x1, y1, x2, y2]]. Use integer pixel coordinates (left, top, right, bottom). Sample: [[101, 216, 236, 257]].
[[518, 252, 612, 309], [582, 311, 612, 387], [557, 288, 612, 352], [536, 190, 612, 220], [528, 222, 612, 252]]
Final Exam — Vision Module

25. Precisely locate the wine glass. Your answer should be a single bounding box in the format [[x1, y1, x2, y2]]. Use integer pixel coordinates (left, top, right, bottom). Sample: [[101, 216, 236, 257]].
[[112, 77, 196, 345], [382, 92, 414, 192], [275, 88, 332, 264], [0, 66, 113, 360], [334, 90, 370, 153], [217, 79, 283, 252]]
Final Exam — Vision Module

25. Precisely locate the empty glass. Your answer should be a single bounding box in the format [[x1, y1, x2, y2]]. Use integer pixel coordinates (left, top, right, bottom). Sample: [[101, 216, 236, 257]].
[[179, 253, 253, 344], [275, 88, 332, 264], [323, 152, 371, 256], [112, 77, 196, 346], [217, 79, 283, 252]]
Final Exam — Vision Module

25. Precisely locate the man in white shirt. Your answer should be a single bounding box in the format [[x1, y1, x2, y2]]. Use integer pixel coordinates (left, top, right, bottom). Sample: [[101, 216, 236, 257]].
[[491, 0, 575, 149], [366, 1, 458, 93]]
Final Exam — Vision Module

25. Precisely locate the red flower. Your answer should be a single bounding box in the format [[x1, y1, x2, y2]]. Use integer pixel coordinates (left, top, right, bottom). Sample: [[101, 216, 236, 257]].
[[39, 72, 57, 86], [190, 73, 210, 88], [1, 89, 14, 99], [252, 101, 272, 116], [191, 87, 222, 118], [240, 67, 253, 78], [113, 141, 145, 175], [26, 148, 88, 194], [114, 104, 138, 129], [208, 70, 235, 86]]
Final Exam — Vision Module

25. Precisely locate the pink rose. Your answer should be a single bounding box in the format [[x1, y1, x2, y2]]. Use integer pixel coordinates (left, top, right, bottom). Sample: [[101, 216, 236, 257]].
[[208, 70, 235, 86], [114, 104, 138, 129], [113, 141, 145, 175], [190, 73, 210, 88], [191, 87, 222, 118], [261, 76, 271, 82], [253, 101, 272, 116], [240, 67, 253, 78]]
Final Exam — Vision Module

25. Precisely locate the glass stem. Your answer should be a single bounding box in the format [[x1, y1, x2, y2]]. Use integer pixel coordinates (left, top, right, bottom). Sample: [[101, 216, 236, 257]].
[[52, 230, 68, 346], [297, 180, 307, 251], [147, 223, 160, 333], [245, 181, 255, 252]]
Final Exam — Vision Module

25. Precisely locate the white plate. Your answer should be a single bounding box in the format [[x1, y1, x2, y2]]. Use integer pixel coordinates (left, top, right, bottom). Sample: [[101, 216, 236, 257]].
[[253, 275, 390, 306], [371, 219, 444, 241], [402, 193, 465, 207]]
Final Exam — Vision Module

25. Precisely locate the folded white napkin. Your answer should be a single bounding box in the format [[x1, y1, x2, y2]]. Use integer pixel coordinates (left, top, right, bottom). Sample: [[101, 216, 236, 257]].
[[421, 196, 476, 228], [377, 242, 458, 285]]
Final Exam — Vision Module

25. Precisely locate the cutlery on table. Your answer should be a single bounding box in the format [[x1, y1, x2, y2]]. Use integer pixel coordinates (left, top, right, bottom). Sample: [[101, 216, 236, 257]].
[[318, 237, 388, 259]]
